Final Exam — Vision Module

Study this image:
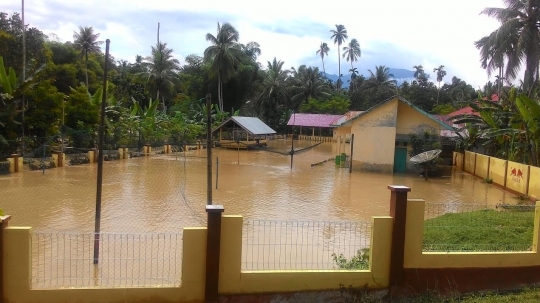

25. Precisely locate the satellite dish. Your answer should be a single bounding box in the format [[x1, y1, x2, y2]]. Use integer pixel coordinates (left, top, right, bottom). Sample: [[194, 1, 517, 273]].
[[410, 149, 442, 181], [410, 149, 442, 164]]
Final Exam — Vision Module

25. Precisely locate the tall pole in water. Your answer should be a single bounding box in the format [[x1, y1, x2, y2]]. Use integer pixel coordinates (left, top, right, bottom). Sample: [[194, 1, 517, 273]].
[[21, 0, 26, 156], [206, 93, 213, 205], [94, 39, 110, 264]]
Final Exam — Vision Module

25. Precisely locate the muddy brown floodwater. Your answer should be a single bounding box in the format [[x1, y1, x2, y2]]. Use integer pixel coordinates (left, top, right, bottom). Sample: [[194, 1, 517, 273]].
[[1, 140, 516, 232]]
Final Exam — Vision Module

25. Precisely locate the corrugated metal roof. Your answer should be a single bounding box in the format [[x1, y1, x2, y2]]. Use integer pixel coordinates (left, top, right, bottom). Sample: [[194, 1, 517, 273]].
[[330, 111, 363, 126], [287, 113, 343, 127], [213, 116, 276, 135]]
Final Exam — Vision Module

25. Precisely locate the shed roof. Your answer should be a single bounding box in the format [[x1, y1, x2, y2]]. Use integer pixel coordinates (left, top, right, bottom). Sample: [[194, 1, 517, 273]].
[[330, 111, 363, 126], [287, 113, 343, 128], [213, 116, 276, 135], [333, 96, 454, 131]]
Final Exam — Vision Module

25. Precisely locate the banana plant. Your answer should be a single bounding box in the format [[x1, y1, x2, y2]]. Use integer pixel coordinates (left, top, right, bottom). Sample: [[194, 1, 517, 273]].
[[515, 94, 540, 165]]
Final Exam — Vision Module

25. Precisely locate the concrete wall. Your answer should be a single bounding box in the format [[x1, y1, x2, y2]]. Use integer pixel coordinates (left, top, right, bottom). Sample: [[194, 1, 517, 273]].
[[489, 157, 507, 187], [474, 154, 490, 179], [464, 151, 476, 174], [3, 227, 207, 303], [395, 101, 442, 136], [506, 161, 530, 195], [219, 215, 393, 294], [529, 166, 540, 200], [453, 152, 463, 170], [351, 99, 398, 172]]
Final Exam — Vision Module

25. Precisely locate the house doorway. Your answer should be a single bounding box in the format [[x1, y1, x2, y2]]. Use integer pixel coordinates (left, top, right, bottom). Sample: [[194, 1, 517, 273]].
[[393, 147, 407, 173]]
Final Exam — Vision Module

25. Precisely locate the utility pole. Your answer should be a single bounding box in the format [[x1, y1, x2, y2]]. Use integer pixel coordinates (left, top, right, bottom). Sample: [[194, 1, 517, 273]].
[[21, 0, 26, 156], [93, 39, 110, 264], [206, 93, 213, 205]]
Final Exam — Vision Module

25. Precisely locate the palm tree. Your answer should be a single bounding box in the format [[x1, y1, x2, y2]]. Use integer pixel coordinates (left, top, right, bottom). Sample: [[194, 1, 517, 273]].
[[363, 65, 397, 95], [342, 38, 361, 69], [204, 22, 245, 112], [141, 42, 180, 111], [256, 58, 290, 127], [316, 42, 330, 76], [413, 65, 424, 79], [479, 0, 540, 95], [329, 24, 348, 89], [288, 65, 330, 109], [241, 41, 261, 61], [349, 67, 359, 91], [73, 26, 103, 87], [433, 65, 447, 105]]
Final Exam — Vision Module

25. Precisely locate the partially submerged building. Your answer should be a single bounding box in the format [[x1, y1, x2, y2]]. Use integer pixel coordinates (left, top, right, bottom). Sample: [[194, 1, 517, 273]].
[[213, 116, 276, 149], [331, 96, 454, 173], [287, 113, 342, 137]]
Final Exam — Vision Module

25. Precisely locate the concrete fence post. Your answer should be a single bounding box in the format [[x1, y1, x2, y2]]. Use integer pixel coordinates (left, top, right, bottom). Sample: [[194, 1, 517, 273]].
[[0, 215, 11, 303], [205, 205, 224, 303], [8, 154, 20, 173], [91, 148, 98, 163], [388, 185, 411, 290], [53, 151, 64, 167]]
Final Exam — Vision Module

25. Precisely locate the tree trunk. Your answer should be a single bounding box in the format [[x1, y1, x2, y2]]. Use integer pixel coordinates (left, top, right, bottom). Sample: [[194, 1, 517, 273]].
[[85, 51, 89, 88], [218, 73, 223, 112], [321, 58, 326, 77], [337, 46, 341, 90]]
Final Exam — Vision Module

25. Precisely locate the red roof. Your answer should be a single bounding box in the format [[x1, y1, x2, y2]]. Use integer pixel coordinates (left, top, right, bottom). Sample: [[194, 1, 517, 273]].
[[287, 113, 344, 128], [447, 106, 479, 118]]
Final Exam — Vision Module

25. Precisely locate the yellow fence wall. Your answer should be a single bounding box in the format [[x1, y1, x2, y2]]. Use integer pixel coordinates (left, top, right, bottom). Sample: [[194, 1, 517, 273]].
[[464, 151, 476, 174], [529, 166, 540, 200], [506, 161, 530, 195], [404, 200, 540, 268], [475, 154, 490, 179], [489, 157, 507, 187], [4, 227, 207, 303], [453, 152, 463, 170]]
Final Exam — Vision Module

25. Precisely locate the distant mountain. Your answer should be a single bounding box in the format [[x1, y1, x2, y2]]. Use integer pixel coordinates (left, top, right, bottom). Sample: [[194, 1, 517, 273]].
[[323, 68, 416, 88]]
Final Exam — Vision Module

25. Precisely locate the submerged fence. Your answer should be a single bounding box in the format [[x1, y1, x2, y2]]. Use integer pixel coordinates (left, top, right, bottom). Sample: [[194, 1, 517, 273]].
[[32, 231, 182, 289], [423, 202, 536, 252], [242, 219, 371, 271]]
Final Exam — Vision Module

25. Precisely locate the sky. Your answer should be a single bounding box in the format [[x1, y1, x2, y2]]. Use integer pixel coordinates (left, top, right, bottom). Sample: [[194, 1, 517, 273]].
[[4, 0, 505, 87]]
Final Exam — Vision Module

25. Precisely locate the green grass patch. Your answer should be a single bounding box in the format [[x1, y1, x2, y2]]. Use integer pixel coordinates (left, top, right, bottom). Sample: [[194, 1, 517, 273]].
[[423, 209, 535, 251]]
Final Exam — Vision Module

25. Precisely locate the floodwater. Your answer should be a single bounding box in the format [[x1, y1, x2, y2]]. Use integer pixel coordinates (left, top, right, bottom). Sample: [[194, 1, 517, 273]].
[[0, 140, 519, 287], [1, 140, 516, 232]]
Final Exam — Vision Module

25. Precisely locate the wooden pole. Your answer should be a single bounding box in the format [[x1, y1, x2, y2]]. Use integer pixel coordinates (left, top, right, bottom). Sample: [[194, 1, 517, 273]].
[[349, 134, 354, 173], [215, 157, 219, 189], [204, 205, 224, 302], [388, 185, 411, 292], [93, 39, 110, 264]]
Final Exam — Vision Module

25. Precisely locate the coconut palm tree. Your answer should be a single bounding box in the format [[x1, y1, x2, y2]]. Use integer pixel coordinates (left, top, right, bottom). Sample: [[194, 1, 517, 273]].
[[316, 42, 330, 76], [479, 0, 540, 95], [413, 65, 424, 79], [241, 41, 261, 61], [204, 22, 245, 112], [433, 65, 446, 105], [256, 58, 290, 127], [141, 42, 180, 111], [73, 26, 103, 87], [342, 38, 361, 69], [363, 65, 397, 95], [288, 65, 330, 109], [349, 67, 359, 91], [329, 25, 348, 89]]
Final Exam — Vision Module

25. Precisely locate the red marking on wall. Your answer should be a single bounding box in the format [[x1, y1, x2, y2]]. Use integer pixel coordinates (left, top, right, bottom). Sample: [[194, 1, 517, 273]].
[[517, 169, 523, 178], [511, 168, 517, 176]]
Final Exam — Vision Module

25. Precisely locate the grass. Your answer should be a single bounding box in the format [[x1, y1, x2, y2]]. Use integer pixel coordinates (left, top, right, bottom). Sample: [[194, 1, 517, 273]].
[[423, 208, 535, 252]]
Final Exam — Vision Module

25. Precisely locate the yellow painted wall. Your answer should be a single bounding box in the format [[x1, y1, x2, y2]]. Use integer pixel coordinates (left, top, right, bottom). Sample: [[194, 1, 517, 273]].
[[529, 166, 540, 199], [506, 161, 530, 195], [489, 157, 507, 187], [404, 200, 540, 269], [219, 215, 393, 294], [453, 152, 464, 170], [475, 154, 490, 179], [3, 226, 207, 303], [464, 151, 476, 174], [351, 99, 398, 172], [396, 101, 442, 135]]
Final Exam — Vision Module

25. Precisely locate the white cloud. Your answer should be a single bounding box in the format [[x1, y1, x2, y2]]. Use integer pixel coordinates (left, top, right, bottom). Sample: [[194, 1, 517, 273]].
[[4, 0, 507, 87]]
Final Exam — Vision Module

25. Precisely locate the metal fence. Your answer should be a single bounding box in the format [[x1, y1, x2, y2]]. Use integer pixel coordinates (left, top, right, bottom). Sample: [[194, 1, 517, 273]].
[[242, 220, 371, 271], [423, 203, 536, 252], [32, 231, 182, 289]]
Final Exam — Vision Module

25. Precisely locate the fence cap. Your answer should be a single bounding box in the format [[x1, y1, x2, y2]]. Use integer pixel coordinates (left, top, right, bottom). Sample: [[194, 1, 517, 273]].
[[206, 205, 224, 213], [0, 215, 11, 224], [388, 185, 411, 193]]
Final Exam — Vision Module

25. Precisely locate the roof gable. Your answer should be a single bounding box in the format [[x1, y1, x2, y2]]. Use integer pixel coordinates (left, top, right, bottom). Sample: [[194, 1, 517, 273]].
[[213, 116, 276, 135], [335, 95, 454, 131]]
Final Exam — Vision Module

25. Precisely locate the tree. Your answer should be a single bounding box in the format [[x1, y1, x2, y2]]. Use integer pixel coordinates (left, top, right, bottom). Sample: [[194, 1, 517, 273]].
[[478, 0, 540, 95], [204, 22, 245, 112], [316, 42, 330, 76], [240, 41, 261, 61], [73, 26, 103, 88], [288, 65, 329, 109], [364, 66, 397, 94], [141, 41, 180, 111], [255, 58, 290, 128], [329, 24, 348, 89], [342, 38, 361, 69], [433, 65, 446, 105]]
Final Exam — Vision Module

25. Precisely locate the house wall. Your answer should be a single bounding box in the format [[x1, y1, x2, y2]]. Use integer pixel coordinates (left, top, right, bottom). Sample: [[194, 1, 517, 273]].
[[351, 99, 398, 172]]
